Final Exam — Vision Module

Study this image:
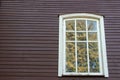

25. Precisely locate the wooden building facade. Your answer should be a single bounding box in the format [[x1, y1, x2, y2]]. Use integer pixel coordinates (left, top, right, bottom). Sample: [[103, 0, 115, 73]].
[[0, 0, 120, 80]]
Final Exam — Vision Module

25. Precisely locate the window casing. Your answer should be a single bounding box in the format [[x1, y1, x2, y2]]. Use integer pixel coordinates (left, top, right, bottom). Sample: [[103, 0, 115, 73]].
[[58, 13, 109, 77]]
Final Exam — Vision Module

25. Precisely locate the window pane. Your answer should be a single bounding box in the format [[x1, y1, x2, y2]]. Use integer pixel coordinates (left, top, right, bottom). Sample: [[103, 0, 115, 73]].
[[77, 42, 88, 72], [77, 32, 86, 41], [66, 20, 75, 31], [88, 32, 97, 41], [66, 42, 76, 72], [76, 20, 86, 31], [66, 32, 75, 41], [87, 20, 97, 31], [89, 42, 100, 72]]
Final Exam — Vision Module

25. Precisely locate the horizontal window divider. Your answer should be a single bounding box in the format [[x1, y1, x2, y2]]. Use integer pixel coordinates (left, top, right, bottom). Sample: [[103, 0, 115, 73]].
[[88, 31, 97, 32], [88, 41, 98, 42], [76, 31, 87, 32], [66, 31, 98, 32], [66, 41, 98, 42], [66, 30, 75, 32], [66, 41, 87, 42], [77, 41, 87, 42], [63, 73, 103, 76]]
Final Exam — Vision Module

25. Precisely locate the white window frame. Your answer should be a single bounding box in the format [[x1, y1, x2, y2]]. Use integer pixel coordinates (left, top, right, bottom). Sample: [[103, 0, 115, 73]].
[[58, 13, 109, 77]]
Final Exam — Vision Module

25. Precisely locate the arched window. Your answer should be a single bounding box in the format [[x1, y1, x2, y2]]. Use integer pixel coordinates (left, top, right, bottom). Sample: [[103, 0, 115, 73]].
[[58, 13, 109, 77]]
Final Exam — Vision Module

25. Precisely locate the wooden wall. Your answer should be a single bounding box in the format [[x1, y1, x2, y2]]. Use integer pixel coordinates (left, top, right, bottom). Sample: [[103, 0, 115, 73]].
[[0, 0, 120, 80]]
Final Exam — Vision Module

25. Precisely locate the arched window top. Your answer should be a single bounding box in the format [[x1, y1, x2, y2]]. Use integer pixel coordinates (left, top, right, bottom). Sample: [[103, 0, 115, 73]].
[[59, 13, 103, 20]]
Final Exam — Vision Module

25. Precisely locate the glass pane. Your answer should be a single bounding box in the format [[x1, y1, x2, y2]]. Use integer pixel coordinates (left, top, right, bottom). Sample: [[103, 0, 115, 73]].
[[87, 20, 97, 31], [76, 20, 86, 31], [66, 20, 75, 31], [77, 32, 86, 41], [77, 42, 88, 72], [66, 42, 76, 72], [89, 42, 100, 72], [88, 32, 97, 41], [66, 32, 75, 41]]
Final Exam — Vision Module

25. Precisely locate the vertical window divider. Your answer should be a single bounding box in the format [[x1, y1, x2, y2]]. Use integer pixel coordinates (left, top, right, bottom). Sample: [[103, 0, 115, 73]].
[[75, 19, 78, 73], [64, 20, 66, 74], [86, 20, 90, 74]]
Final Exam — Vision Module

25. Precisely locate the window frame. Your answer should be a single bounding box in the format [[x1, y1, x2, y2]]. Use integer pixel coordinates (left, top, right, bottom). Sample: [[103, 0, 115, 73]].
[[58, 13, 109, 77]]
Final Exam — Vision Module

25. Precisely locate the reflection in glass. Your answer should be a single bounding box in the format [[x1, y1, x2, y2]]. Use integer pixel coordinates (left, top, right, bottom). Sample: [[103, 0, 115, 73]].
[[77, 32, 86, 41], [66, 20, 75, 31], [66, 42, 76, 72], [65, 19, 100, 73], [77, 42, 88, 72], [66, 32, 75, 41], [89, 42, 100, 72], [87, 20, 97, 31], [76, 20, 86, 31], [88, 32, 97, 41]]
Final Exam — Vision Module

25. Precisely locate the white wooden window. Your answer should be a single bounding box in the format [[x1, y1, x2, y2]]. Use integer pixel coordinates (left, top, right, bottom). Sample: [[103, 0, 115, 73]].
[[58, 13, 109, 77]]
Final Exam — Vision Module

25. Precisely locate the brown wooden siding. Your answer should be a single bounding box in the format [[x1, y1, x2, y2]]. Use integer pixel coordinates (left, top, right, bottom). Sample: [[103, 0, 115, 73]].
[[0, 0, 120, 80]]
